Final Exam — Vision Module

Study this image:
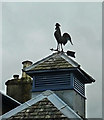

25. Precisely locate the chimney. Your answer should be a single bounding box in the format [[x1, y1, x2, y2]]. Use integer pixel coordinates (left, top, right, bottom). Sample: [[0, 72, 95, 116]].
[[5, 61, 33, 103], [22, 60, 32, 79]]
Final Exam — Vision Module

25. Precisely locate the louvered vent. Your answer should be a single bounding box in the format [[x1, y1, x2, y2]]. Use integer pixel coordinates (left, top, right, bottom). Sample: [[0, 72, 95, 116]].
[[74, 76, 85, 96], [32, 71, 72, 91]]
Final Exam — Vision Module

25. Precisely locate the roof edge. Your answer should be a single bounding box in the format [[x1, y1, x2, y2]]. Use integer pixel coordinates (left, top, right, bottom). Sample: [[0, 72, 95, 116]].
[[61, 52, 80, 67], [0, 91, 21, 105], [78, 68, 95, 83]]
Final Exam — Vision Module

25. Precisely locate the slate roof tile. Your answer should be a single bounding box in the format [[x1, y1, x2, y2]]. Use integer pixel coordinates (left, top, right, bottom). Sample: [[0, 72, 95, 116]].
[[28, 54, 73, 71], [7, 98, 70, 120]]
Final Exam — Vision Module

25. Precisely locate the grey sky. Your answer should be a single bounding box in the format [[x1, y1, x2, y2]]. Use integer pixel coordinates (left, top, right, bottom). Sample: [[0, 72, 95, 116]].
[[2, 2, 102, 118]]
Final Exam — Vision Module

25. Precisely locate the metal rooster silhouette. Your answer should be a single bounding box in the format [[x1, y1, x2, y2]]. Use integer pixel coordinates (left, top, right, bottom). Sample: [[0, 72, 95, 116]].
[[50, 23, 75, 58], [54, 23, 73, 51]]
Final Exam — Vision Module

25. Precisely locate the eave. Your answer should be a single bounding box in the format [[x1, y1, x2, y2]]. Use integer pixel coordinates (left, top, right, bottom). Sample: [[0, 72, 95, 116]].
[[24, 67, 95, 84]]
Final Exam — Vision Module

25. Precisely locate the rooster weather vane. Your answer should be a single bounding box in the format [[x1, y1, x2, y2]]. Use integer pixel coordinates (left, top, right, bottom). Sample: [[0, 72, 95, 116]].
[[50, 23, 75, 58]]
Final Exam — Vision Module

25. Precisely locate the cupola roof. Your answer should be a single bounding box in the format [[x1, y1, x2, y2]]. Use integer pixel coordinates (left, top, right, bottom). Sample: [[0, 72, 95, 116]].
[[23, 52, 95, 83]]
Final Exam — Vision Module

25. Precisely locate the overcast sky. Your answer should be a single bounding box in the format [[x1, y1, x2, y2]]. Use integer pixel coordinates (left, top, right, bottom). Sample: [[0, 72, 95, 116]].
[[1, 2, 102, 118]]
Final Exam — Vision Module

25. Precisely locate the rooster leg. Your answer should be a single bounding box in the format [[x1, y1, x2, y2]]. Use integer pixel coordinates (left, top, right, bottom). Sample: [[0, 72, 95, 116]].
[[61, 44, 63, 52], [59, 44, 61, 51], [56, 43, 59, 51]]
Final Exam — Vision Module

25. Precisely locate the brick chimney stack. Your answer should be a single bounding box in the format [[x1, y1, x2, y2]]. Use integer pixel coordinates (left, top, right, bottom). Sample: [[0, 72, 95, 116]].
[[5, 60, 33, 103]]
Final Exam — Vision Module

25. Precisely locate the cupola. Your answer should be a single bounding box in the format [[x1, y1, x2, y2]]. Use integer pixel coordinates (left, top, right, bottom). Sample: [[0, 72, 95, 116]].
[[23, 52, 95, 118]]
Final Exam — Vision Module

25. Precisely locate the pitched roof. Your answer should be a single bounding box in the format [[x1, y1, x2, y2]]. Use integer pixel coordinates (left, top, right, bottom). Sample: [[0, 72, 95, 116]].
[[7, 98, 69, 120], [23, 52, 95, 83], [0, 90, 83, 120], [23, 52, 80, 71]]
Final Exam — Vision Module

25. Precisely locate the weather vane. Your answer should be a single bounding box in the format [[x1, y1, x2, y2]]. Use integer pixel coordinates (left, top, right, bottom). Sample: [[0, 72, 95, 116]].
[[50, 23, 75, 58]]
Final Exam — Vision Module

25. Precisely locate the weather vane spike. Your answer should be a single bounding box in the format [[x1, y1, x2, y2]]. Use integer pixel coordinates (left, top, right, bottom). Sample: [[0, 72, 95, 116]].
[[50, 23, 75, 58]]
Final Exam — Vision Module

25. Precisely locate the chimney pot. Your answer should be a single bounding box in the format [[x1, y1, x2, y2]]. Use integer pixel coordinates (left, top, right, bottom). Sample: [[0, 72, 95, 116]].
[[13, 75, 19, 79], [22, 60, 33, 67]]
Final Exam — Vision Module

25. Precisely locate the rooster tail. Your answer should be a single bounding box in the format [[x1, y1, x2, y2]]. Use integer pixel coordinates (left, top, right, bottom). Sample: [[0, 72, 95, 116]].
[[63, 33, 73, 45]]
